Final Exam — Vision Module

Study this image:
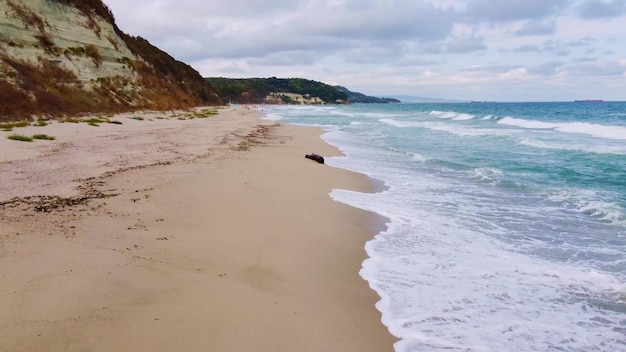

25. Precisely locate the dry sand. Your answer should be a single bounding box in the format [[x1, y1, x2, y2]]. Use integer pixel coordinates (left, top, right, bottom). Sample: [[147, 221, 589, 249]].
[[0, 107, 396, 351]]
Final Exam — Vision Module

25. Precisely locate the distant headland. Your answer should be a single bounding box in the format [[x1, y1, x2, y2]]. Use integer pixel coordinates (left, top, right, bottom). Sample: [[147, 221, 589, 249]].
[[205, 77, 401, 105]]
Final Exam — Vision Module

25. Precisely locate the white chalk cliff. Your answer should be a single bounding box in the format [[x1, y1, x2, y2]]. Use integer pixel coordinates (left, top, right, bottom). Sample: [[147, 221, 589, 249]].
[[0, 0, 222, 120]]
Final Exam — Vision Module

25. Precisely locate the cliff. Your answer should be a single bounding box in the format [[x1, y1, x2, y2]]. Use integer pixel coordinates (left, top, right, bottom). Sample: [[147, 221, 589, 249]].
[[0, 0, 223, 121]]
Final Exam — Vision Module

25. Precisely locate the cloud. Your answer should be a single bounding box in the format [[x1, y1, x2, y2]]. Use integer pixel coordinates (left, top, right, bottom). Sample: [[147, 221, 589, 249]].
[[526, 61, 565, 76], [463, 0, 570, 22], [106, 0, 460, 65], [341, 45, 405, 65], [578, 0, 626, 19], [515, 20, 557, 36], [461, 64, 524, 74], [507, 39, 586, 57], [248, 51, 319, 66], [294, 1, 457, 42], [573, 56, 599, 62], [101, 0, 626, 101], [513, 44, 541, 53], [566, 59, 626, 76], [444, 34, 487, 53]]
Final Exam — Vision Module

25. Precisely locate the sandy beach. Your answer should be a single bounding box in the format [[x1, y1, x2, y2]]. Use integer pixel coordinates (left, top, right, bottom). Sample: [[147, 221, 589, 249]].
[[0, 107, 396, 351]]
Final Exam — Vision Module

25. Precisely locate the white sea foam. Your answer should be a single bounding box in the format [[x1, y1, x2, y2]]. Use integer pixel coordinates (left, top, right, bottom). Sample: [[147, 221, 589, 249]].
[[425, 123, 511, 137], [498, 116, 556, 129], [261, 112, 284, 121], [380, 118, 511, 137], [411, 153, 430, 163], [382, 117, 516, 139], [429, 110, 458, 119], [429, 110, 481, 120], [359, 112, 405, 119], [379, 118, 423, 128], [546, 189, 626, 226], [331, 189, 626, 352], [499, 117, 626, 140], [267, 103, 626, 352], [520, 138, 626, 155], [576, 200, 626, 225], [452, 113, 476, 120], [329, 109, 357, 117], [470, 167, 504, 183], [558, 122, 626, 140]]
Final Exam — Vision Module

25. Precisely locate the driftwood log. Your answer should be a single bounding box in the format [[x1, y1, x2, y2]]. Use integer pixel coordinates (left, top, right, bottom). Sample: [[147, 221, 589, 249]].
[[305, 153, 324, 164]]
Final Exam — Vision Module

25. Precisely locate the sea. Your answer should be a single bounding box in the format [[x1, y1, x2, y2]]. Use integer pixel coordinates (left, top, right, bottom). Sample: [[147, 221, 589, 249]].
[[262, 101, 626, 352]]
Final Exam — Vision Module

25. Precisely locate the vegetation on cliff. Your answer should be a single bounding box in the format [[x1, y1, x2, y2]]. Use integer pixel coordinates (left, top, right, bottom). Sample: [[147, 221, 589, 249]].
[[0, 0, 223, 122], [334, 86, 400, 104], [116, 34, 223, 108], [206, 77, 349, 104], [206, 77, 400, 105]]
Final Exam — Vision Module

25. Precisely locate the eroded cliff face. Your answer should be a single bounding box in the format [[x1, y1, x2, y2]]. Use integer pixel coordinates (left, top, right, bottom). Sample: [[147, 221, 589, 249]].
[[0, 0, 223, 121]]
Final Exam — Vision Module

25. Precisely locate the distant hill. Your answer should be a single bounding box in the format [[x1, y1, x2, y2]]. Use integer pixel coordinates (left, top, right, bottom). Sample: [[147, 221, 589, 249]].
[[206, 77, 349, 104], [0, 0, 223, 121], [334, 86, 400, 103], [206, 77, 399, 105], [389, 95, 466, 103]]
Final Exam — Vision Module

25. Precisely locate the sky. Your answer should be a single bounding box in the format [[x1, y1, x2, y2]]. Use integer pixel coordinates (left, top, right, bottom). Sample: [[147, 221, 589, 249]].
[[102, 0, 626, 102]]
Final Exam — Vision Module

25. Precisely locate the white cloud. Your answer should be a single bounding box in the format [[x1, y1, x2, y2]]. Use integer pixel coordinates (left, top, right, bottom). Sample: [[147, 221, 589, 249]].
[[578, 0, 626, 19], [445, 33, 487, 53], [463, 0, 570, 22], [515, 20, 557, 36], [102, 0, 626, 101]]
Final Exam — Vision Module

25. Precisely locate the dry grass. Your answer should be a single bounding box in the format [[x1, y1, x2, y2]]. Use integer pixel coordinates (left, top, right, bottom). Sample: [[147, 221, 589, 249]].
[[35, 33, 56, 54], [85, 45, 102, 67], [0, 81, 33, 120], [0, 121, 31, 130], [106, 35, 120, 51], [7, 0, 46, 32]]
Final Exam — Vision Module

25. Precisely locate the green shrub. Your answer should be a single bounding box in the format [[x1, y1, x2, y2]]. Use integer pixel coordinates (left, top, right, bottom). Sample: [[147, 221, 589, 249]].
[[7, 134, 33, 142], [32, 134, 55, 140], [0, 121, 30, 129], [195, 108, 218, 118], [82, 117, 105, 126]]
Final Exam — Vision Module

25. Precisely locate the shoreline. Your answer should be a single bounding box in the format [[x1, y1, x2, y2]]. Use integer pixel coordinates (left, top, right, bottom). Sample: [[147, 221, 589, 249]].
[[0, 107, 397, 351]]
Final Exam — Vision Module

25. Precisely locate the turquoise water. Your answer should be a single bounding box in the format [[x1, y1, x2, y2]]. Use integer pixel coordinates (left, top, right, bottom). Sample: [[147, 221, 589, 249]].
[[264, 102, 626, 351]]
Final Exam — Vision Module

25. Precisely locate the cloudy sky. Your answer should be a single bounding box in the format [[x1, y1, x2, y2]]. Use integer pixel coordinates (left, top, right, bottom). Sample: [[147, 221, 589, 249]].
[[102, 0, 626, 102]]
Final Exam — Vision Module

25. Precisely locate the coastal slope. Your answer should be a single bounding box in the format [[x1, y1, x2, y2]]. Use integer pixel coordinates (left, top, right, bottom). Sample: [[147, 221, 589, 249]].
[[0, 0, 223, 121]]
